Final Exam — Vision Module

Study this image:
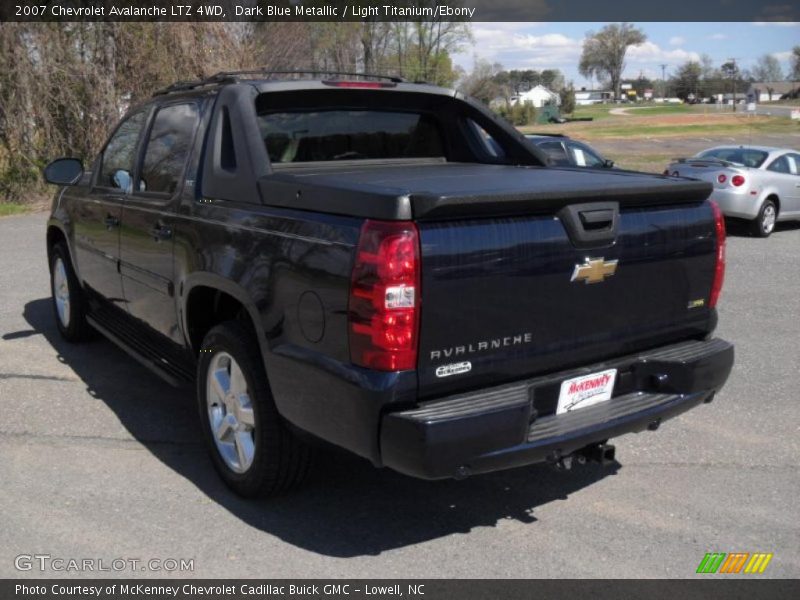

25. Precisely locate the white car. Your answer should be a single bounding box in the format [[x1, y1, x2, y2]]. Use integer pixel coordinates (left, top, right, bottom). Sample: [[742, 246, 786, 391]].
[[665, 146, 800, 237]]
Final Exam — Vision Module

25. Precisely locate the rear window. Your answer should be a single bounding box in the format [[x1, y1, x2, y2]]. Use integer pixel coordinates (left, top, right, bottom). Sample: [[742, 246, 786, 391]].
[[697, 147, 768, 168], [257, 110, 444, 164]]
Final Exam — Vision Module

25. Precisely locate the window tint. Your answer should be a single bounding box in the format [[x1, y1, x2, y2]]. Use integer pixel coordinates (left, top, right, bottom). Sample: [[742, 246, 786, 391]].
[[466, 119, 505, 159], [99, 111, 147, 190], [257, 110, 444, 163], [766, 155, 791, 174], [698, 147, 768, 168], [140, 103, 199, 194], [538, 140, 570, 166], [567, 142, 604, 168]]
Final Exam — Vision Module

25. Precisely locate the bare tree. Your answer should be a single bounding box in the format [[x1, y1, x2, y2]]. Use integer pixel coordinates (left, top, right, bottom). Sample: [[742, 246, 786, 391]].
[[751, 54, 784, 83], [579, 23, 646, 102], [457, 59, 504, 104]]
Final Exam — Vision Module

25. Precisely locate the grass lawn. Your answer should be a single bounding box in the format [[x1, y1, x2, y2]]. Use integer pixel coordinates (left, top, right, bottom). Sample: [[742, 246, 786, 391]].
[[0, 203, 31, 217], [524, 114, 795, 139], [564, 103, 691, 120]]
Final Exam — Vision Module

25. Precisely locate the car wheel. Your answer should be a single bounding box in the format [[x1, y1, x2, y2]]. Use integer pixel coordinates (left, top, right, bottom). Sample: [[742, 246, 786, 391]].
[[751, 199, 777, 237], [49, 242, 92, 342], [197, 320, 311, 498]]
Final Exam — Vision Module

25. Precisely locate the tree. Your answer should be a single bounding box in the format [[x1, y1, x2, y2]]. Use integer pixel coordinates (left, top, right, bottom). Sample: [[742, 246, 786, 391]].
[[671, 61, 703, 100], [579, 23, 646, 101], [559, 85, 576, 115], [457, 59, 504, 104], [791, 46, 800, 82], [751, 54, 784, 83], [540, 69, 565, 92]]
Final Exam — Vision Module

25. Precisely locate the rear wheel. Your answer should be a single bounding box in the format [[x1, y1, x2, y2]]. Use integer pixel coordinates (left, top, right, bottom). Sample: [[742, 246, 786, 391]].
[[751, 199, 777, 237], [197, 321, 311, 497], [49, 242, 92, 342]]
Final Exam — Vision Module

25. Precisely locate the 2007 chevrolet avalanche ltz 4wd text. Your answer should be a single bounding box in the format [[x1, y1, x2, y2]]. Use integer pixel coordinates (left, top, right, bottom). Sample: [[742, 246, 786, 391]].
[[44, 71, 734, 497]]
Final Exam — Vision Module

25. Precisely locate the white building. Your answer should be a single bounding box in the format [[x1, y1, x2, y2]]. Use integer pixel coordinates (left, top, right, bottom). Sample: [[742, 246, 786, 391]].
[[511, 85, 560, 108], [575, 89, 612, 106], [747, 82, 797, 103]]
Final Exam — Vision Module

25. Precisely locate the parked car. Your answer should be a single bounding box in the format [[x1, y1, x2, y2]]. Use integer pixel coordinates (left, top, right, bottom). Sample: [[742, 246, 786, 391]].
[[43, 71, 733, 497], [665, 146, 800, 236], [525, 134, 615, 169]]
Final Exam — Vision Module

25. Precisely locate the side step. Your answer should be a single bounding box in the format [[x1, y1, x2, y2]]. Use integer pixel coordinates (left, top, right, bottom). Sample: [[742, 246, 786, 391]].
[[87, 309, 195, 388]]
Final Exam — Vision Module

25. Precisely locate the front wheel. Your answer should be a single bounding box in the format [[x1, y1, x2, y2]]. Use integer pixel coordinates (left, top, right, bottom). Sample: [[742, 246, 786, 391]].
[[751, 199, 777, 237], [197, 321, 311, 498], [49, 242, 92, 342]]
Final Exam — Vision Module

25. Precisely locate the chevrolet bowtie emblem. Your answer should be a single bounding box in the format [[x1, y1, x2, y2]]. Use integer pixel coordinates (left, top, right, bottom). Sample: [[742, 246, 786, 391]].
[[571, 257, 618, 284]]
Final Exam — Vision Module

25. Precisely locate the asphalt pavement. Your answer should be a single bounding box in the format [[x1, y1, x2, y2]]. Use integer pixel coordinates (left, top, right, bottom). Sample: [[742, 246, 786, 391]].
[[1, 212, 798, 579]]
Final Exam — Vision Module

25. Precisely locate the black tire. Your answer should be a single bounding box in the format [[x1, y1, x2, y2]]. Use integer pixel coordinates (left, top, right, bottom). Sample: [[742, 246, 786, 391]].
[[197, 320, 311, 498], [750, 199, 777, 238], [49, 242, 92, 342]]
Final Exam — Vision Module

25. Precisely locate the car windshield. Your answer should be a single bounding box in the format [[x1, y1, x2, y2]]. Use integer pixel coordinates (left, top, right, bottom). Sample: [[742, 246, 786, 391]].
[[257, 109, 444, 163], [696, 148, 768, 168]]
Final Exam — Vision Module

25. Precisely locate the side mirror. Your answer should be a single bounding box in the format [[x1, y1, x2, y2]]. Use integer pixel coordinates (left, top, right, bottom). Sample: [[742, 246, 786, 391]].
[[603, 159, 615, 169], [43, 158, 84, 185]]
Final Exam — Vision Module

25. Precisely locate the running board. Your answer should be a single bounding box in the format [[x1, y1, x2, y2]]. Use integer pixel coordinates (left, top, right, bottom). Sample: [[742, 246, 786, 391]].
[[87, 312, 195, 388]]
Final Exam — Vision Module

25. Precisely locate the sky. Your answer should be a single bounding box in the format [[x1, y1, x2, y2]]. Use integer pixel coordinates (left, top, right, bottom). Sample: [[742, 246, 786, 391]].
[[451, 22, 799, 87]]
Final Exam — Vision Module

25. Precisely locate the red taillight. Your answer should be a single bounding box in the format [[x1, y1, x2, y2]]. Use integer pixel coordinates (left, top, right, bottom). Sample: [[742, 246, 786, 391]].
[[731, 174, 745, 187], [349, 220, 420, 371], [709, 201, 726, 309], [717, 174, 727, 184], [322, 80, 396, 89]]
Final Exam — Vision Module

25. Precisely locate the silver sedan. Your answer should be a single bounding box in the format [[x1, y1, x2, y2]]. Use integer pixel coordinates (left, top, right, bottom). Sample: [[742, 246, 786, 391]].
[[665, 146, 800, 237]]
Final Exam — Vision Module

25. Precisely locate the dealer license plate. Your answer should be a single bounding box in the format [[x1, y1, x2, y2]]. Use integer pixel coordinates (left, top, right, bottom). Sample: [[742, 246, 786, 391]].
[[556, 369, 617, 415]]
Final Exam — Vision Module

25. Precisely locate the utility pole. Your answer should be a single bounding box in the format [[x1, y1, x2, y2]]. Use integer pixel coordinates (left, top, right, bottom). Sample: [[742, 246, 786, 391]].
[[660, 64, 667, 100], [727, 58, 739, 113]]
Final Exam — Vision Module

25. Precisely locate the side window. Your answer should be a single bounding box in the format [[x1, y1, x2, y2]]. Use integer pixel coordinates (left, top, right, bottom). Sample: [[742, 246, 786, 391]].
[[98, 111, 147, 191], [766, 155, 791, 175], [466, 119, 505, 159], [787, 153, 800, 175], [139, 103, 200, 195], [538, 141, 570, 166], [567, 142, 603, 168]]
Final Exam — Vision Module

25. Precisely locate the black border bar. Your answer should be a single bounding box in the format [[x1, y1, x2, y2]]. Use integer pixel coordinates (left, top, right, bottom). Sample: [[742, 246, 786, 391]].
[[1, 0, 798, 22], [4, 580, 800, 600]]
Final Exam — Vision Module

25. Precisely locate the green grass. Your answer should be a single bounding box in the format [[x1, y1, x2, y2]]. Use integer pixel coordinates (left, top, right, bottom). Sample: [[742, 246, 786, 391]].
[[0, 202, 30, 217], [565, 103, 690, 120], [613, 104, 692, 116], [579, 118, 794, 139], [525, 114, 795, 139], [566, 104, 618, 120]]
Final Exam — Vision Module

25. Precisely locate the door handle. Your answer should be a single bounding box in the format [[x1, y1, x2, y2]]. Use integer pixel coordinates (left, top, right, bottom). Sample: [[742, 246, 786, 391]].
[[104, 214, 119, 229], [150, 224, 173, 242]]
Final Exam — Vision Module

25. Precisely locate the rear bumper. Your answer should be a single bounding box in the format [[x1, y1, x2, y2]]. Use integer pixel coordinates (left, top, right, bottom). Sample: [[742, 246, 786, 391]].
[[380, 338, 734, 479], [710, 189, 760, 220]]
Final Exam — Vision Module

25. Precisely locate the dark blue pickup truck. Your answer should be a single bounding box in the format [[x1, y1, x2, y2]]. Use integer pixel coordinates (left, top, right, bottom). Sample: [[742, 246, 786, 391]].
[[44, 71, 733, 497]]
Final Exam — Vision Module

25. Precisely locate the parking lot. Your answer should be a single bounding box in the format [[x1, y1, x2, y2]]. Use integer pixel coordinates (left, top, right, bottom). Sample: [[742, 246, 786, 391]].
[[1, 212, 798, 578]]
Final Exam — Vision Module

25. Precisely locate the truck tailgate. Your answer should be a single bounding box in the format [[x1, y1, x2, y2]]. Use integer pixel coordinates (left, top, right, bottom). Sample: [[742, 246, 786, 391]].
[[259, 162, 716, 398], [417, 201, 718, 397]]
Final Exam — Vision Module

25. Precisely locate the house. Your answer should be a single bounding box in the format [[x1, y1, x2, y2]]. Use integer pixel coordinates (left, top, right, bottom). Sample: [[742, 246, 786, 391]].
[[575, 89, 612, 106], [511, 85, 560, 108], [747, 82, 798, 102]]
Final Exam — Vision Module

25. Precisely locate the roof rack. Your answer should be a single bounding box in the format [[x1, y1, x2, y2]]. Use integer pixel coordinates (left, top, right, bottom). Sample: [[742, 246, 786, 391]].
[[152, 69, 405, 96]]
